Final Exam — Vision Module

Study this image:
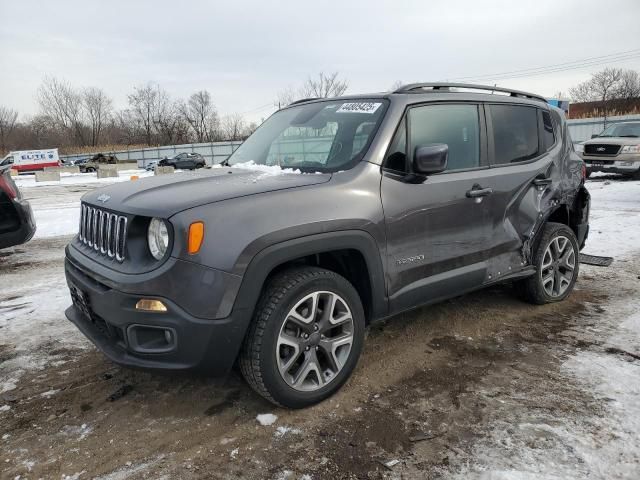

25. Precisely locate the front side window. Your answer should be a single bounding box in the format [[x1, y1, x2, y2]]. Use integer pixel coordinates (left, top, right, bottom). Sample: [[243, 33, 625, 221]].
[[489, 105, 539, 164], [228, 99, 388, 172], [409, 104, 480, 171]]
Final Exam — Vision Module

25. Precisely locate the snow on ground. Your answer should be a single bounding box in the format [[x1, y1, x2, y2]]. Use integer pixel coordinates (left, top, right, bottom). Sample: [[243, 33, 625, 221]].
[[583, 177, 640, 257], [13, 170, 153, 189]]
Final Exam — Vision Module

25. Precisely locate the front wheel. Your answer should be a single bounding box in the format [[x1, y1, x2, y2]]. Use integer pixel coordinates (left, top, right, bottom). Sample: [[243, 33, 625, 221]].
[[516, 222, 580, 304], [240, 267, 365, 408]]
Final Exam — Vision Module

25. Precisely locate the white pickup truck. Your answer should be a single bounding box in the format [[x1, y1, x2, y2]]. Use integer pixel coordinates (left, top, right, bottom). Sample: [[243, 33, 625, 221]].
[[0, 148, 61, 173]]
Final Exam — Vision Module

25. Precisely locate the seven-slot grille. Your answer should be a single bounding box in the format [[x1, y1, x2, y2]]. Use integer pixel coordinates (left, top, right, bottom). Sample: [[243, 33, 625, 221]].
[[78, 203, 128, 262]]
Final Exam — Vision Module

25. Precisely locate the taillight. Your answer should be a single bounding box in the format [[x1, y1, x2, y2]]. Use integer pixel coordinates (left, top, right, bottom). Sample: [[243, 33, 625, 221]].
[[0, 173, 17, 199], [581, 163, 587, 180]]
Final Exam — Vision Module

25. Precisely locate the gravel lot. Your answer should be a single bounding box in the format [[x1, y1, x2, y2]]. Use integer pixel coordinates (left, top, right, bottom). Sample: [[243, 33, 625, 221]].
[[1, 173, 639, 479]]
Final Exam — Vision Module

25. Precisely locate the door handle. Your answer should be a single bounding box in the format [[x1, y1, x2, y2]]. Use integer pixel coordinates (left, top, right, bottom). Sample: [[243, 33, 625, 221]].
[[533, 177, 552, 187], [466, 185, 493, 198]]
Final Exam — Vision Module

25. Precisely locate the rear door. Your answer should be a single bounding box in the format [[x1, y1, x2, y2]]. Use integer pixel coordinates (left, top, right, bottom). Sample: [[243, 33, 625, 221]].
[[478, 104, 561, 269], [381, 102, 498, 313]]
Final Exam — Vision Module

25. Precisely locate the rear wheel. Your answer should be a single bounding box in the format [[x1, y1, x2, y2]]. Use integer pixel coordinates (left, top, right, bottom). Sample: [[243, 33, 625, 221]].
[[240, 266, 365, 408], [516, 222, 579, 304]]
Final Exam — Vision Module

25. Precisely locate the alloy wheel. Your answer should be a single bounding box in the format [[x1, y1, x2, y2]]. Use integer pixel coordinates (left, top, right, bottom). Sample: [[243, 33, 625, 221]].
[[276, 291, 354, 392], [541, 235, 576, 297]]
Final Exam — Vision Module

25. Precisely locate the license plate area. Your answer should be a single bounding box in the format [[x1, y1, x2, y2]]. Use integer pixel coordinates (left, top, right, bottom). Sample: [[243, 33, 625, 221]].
[[70, 284, 93, 321], [590, 161, 604, 167]]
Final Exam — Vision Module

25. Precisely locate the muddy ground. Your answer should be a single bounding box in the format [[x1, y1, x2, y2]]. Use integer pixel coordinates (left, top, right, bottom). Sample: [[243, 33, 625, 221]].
[[1, 233, 639, 479]]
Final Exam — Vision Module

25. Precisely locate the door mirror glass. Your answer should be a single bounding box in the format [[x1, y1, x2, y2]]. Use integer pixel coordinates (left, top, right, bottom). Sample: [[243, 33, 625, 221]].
[[413, 144, 448, 174]]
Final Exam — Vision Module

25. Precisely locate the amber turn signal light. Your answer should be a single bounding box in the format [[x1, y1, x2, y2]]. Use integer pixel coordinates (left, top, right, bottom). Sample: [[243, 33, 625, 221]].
[[135, 299, 167, 312], [188, 221, 205, 254]]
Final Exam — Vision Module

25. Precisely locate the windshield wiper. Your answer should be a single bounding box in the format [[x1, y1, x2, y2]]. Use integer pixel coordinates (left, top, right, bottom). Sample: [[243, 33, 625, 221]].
[[619, 135, 639, 138]]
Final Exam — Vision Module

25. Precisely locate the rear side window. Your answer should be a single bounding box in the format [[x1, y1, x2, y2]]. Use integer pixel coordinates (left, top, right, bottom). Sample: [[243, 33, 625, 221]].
[[409, 104, 480, 171], [489, 105, 539, 164], [541, 110, 555, 150]]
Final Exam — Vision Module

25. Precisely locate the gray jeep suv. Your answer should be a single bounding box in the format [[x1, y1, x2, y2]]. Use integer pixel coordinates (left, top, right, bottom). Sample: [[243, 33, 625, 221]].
[[64, 83, 590, 408], [576, 121, 640, 178]]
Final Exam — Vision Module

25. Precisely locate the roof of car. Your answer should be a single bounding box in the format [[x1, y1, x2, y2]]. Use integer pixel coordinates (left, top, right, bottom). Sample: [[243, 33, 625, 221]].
[[286, 83, 550, 110]]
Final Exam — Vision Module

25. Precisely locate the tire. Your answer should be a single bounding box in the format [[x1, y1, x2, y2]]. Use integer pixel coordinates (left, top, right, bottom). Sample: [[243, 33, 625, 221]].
[[516, 222, 580, 305], [86, 167, 95, 173], [240, 266, 365, 408]]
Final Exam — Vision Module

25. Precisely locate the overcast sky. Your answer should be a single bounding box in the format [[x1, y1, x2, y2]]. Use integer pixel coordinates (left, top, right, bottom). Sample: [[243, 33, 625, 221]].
[[1, 0, 639, 123]]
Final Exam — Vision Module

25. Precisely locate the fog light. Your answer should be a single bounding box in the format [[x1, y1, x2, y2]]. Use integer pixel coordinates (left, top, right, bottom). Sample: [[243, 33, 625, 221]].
[[135, 299, 167, 312]]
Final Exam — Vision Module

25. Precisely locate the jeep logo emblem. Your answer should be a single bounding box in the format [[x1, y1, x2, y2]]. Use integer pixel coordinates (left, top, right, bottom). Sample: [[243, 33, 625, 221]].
[[596, 147, 606, 152], [96, 194, 111, 203]]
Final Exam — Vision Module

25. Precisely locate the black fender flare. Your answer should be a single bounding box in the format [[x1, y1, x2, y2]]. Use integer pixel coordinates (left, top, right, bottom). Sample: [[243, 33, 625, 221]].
[[231, 230, 388, 323]]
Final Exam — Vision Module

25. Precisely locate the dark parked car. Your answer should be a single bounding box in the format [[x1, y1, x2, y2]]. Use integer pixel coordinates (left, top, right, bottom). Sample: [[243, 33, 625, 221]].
[[158, 153, 206, 170], [575, 121, 640, 178], [0, 164, 36, 249], [79, 153, 118, 173], [64, 83, 590, 408]]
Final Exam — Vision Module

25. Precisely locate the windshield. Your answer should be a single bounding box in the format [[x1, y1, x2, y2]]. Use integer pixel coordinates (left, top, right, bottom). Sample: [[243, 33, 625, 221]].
[[228, 99, 388, 172], [598, 123, 640, 138]]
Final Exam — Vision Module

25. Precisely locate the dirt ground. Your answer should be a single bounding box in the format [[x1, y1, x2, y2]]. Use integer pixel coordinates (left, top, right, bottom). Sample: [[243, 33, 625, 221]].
[[1, 233, 639, 479], [1, 175, 640, 479]]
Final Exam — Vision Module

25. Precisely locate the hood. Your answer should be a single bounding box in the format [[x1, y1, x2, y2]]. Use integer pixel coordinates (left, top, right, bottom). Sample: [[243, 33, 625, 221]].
[[82, 167, 332, 217], [583, 136, 640, 146]]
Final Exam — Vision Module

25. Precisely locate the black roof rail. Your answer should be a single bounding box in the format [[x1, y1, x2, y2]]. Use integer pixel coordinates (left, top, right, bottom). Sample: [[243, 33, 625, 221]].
[[394, 82, 547, 104], [288, 97, 322, 106]]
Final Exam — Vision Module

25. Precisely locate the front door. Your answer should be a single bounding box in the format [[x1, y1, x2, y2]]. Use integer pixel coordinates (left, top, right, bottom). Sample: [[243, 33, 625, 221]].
[[381, 103, 499, 314]]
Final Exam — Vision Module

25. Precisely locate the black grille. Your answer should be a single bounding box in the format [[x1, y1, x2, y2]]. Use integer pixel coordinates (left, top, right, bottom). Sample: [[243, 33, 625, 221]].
[[78, 203, 128, 261], [584, 144, 621, 156]]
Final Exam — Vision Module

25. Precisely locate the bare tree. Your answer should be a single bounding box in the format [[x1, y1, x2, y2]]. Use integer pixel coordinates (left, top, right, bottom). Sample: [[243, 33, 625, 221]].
[[127, 83, 168, 146], [83, 87, 113, 146], [37, 77, 86, 145], [275, 72, 349, 108], [181, 90, 218, 142], [301, 72, 349, 98], [275, 86, 301, 109], [221, 113, 248, 141], [0, 106, 18, 153], [615, 70, 640, 101]]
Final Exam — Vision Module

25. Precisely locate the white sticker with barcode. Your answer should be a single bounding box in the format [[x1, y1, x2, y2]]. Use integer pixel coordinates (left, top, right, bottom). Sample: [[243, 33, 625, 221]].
[[336, 102, 382, 114]]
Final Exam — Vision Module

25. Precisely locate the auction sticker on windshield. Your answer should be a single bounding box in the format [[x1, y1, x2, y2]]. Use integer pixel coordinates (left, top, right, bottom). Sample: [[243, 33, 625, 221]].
[[337, 102, 382, 114]]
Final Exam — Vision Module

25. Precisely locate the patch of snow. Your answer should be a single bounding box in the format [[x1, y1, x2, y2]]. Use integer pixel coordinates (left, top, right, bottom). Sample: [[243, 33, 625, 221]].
[[0, 380, 17, 393], [14, 170, 152, 189], [230, 448, 239, 459], [583, 178, 640, 258], [224, 161, 302, 176], [61, 423, 93, 441], [0, 405, 11, 412], [256, 413, 278, 426], [40, 389, 59, 398], [274, 426, 301, 437]]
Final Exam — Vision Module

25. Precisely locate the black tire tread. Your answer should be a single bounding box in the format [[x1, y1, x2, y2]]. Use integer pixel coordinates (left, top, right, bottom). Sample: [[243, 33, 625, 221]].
[[239, 266, 347, 407], [517, 222, 579, 305]]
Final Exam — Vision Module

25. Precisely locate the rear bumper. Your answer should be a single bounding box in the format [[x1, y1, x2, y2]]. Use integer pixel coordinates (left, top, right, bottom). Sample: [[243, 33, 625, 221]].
[[64, 254, 251, 375], [0, 198, 36, 249]]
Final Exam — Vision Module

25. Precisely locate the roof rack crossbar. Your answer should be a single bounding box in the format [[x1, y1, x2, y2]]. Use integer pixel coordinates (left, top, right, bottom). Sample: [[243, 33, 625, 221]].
[[394, 82, 547, 104]]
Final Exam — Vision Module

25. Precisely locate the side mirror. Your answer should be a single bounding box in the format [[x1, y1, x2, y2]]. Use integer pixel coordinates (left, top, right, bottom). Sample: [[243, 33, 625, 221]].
[[591, 134, 599, 139], [413, 144, 448, 175]]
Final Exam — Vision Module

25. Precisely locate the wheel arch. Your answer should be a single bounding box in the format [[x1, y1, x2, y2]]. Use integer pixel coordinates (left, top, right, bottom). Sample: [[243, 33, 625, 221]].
[[232, 231, 388, 328]]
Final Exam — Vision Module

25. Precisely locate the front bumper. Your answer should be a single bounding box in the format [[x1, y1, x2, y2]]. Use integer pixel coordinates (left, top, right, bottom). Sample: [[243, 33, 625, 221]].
[[0, 198, 36, 249], [581, 154, 640, 175], [64, 252, 251, 375]]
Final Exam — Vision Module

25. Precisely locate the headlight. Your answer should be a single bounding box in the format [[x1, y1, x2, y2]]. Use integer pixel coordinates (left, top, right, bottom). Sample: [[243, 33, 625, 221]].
[[148, 218, 169, 260], [574, 143, 584, 153], [620, 145, 640, 154]]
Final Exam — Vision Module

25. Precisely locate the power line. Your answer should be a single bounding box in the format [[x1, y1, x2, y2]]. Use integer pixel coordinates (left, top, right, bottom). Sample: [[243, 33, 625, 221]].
[[449, 48, 640, 82]]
